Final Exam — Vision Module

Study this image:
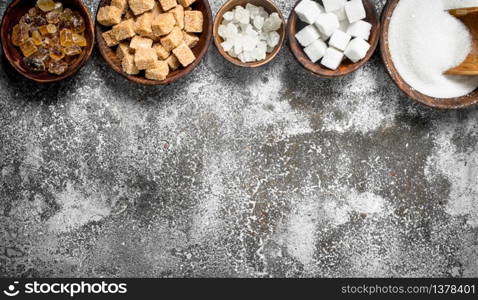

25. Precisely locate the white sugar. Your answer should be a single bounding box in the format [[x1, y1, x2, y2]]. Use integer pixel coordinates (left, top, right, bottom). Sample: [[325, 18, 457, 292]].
[[219, 5, 283, 63], [389, 0, 478, 98]]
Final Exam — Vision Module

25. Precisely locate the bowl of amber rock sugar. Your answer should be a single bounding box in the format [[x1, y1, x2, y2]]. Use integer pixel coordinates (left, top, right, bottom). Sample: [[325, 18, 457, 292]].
[[1, 0, 95, 83]]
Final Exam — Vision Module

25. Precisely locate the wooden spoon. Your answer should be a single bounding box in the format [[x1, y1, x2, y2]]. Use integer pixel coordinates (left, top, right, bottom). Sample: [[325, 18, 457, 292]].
[[445, 7, 478, 75]]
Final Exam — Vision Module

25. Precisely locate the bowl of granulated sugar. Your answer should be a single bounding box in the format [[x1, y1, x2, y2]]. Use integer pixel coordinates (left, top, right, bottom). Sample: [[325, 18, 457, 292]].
[[380, 0, 478, 109]]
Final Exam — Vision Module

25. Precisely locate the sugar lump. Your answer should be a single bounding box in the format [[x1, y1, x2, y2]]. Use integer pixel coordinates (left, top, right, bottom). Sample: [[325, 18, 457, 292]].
[[295, 24, 321, 47], [344, 37, 370, 63], [294, 0, 323, 24], [328, 29, 351, 51], [346, 20, 371, 40], [322, 0, 345, 13], [304, 39, 327, 62], [344, 0, 366, 23], [321, 47, 344, 70], [314, 12, 339, 38], [294, 0, 371, 69]]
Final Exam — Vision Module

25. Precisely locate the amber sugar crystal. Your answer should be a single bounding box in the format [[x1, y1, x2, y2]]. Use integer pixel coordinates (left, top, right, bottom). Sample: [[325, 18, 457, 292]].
[[71, 11, 85, 33], [11, 25, 20, 46], [60, 28, 75, 47], [31, 30, 43, 46], [37, 0, 56, 12], [11, 0, 88, 75], [48, 60, 68, 75], [72, 33, 87, 47], [49, 45, 65, 60], [64, 45, 82, 56], [46, 10, 61, 24], [19, 39, 38, 57]]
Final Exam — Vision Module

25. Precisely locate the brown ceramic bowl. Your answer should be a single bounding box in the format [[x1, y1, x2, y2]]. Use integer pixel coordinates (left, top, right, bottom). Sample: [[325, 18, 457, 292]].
[[0, 0, 95, 83], [380, 0, 478, 109], [95, 0, 213, 86], [213, 0, 286, 68], [287, 0, 380, 78]]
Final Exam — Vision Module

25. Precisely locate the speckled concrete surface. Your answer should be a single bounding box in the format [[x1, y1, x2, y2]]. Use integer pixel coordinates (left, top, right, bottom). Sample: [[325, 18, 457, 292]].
[[1, 0, 478, 278]]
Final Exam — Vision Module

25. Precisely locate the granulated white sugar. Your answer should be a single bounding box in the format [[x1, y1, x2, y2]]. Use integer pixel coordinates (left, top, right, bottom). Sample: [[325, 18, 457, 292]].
[[388, 0, 478, 98]]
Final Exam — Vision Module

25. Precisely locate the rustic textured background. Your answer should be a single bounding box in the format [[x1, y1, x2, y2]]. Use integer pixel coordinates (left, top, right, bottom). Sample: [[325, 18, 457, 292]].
[[1, 0, 477, 278]]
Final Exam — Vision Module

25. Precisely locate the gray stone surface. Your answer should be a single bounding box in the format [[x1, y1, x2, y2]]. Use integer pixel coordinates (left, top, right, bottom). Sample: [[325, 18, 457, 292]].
[[1, 0, 478, 278]]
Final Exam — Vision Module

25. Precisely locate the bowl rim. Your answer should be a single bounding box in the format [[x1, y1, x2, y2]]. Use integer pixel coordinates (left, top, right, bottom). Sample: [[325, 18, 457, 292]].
[[0, 0, 95, 83], [212, 0, 286, 68], [379, 0, 478, 109], [287, 0, 381, 78], [95, 0, 213, 86]]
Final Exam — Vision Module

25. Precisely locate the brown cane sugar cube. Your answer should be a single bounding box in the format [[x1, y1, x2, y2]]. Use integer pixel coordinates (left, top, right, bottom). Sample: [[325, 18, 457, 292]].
[[142, 31, 161, 41], [170, 5, 184, 29], [97, 6, 123, 26], [183, 31, 199, 48], [159, 0, 177, 11], [165, 54, 180, 70], [151, 2, 163, 17], [184, 11, 203, 33], [148, 59, 162, 69], [178, 0, 196, 7], [152, 13, 176, 36], [134, 12, 153, 36], [130, 35, 153, 51], [112, 19, 136, 41], [160, 26, 183, 51], [116, 42, 130, 59], [122, 52, 139, 74], [172, 42, 195, 67], [134, 47, 158, 69], [102, 30, 119, 47], [128, 0, 155, 15], [111, 0, 128, 13], [124, 8, 135, 19], [145, 60, 169, 80], [153, 43, 170, 60]]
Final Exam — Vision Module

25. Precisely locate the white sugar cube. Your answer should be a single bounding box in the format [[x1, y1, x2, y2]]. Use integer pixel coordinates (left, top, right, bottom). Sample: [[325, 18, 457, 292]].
[[346, 20, 372, 40], [344, 37, 370, 63], [322, 0, 346, 13], [304, 39, 327, 62], [339, 20, 350, 32], [263, 12, 282, 32], [295, 24, 321, 47], [234, 5, 251, 24], [321, 47, 344, 70], [332, 7, 347, 21], [295, 0, 323, 24], [328, 30, 351, 51], [345, 0, 366, 23], [314, 13, 340, 38]]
